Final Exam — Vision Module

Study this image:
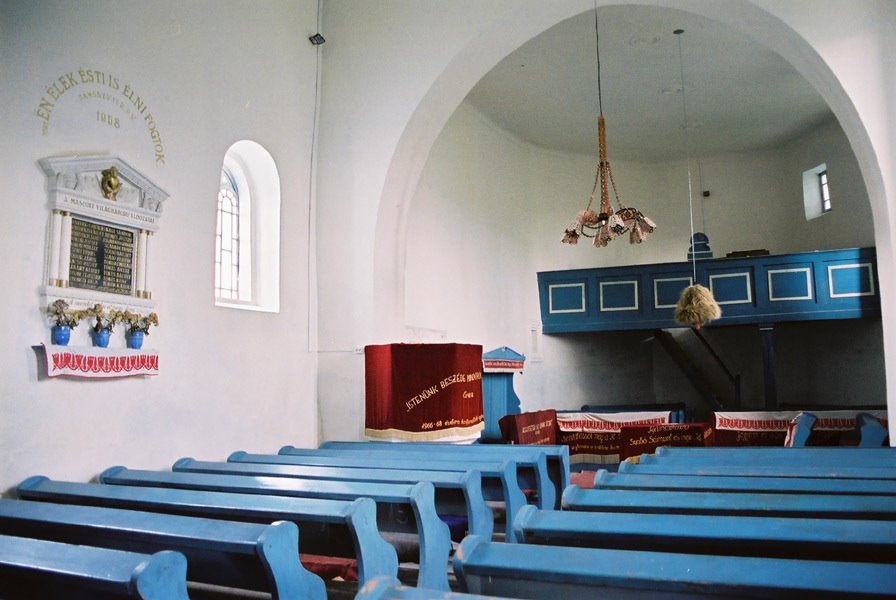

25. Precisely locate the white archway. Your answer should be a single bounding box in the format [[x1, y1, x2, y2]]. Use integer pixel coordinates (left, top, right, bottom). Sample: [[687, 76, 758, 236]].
[[372, 0, 895, 435]]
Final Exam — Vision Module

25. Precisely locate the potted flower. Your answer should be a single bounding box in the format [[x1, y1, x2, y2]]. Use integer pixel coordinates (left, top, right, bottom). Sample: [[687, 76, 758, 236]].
[[87, 303, 119, 348], [120, 310, 159, 350], [44, 299, 86, 346]]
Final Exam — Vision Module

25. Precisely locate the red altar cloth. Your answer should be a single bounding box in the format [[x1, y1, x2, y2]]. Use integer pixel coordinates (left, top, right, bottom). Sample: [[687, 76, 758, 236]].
[[556, 411, 672, 466], [713, 410, 888, 446], [620, 423, 714, 460], [499, 409, 557, 445], [364, 343, 484, 442]]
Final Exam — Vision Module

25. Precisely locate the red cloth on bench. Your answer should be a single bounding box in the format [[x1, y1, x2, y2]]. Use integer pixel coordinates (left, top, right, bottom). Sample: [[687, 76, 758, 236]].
[[300, 554, 358, 581]]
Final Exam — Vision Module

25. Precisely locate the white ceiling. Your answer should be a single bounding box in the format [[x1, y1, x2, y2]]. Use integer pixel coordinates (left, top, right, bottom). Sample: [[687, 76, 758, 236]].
[[465, 5, 833, 163]]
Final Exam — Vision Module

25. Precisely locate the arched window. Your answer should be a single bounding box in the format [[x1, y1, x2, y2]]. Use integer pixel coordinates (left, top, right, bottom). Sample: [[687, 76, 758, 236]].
[[214, 140, 280, 312]]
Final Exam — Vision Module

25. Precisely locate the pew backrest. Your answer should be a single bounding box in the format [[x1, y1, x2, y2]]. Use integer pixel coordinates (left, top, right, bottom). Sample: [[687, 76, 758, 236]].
[[0, 498, 324, 599], [617, 460, 896, 479], [0, 534, 189, 600], [173, 457, 492, 540], [511, 503, 896, 563], [15, 476, 397, 587], [229, 451, 525, 540], [453, 534, 896, 598], [316, 441, 570, 508], [593, 469, 896, 495], [649, 446, 896, 467], [283, 444, 557, 510], [97, 467, 451, 591], [561, 485, 896, 520]]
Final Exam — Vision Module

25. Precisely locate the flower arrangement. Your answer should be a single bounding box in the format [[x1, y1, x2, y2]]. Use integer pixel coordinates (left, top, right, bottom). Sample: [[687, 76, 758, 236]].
[[45, 299, 87, 328], [119, 310, 159, 336], [87, 303, 120, 333]]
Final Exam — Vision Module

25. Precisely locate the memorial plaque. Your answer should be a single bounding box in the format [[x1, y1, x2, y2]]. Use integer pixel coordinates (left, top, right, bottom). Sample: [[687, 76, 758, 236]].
[[69, 218, 134, 295]]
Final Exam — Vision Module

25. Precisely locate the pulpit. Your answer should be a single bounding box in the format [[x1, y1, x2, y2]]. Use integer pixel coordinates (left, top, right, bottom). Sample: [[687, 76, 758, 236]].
[[364, 343, 484, 442], [481, 347, 525, 442]]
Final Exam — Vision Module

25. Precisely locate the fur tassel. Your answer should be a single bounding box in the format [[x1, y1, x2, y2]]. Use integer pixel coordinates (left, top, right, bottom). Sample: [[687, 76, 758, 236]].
[[674, 284, 721, 328]]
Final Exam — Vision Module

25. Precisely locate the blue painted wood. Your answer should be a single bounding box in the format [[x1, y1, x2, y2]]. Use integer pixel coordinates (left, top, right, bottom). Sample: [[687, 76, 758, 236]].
[[786, 412, 817, 447], [0, 498, 324, 599], [230, 451, 525, 541], [511, 503, 896, 562], [561, 486, 896, 520], [97, 467, 451, 591], [858, 412, 890, 447], [356, 576, 516, 600], [173, 457, 492, 541], [592, 469, 896, 495], [0, 533, 189, 600], [649, 446, 896, 467], [314, 441, 569, 509], [617, 460, 896, 479], [15, 476, 397, 587], [538, 247, 880, 333], [453, 534, 896, 598]]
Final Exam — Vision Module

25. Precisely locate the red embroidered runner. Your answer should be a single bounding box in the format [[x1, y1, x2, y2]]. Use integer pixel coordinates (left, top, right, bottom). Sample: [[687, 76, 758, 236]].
[[42, 344, 159, 378]]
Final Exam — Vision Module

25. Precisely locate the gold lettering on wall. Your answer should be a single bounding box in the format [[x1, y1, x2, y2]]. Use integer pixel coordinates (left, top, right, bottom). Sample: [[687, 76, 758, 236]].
[[69, 218, 135, 295], [34, 69, 166, 165]]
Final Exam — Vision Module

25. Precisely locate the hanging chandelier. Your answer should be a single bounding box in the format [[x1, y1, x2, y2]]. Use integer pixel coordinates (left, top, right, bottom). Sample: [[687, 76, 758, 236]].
[[562, 6, 655, 248]]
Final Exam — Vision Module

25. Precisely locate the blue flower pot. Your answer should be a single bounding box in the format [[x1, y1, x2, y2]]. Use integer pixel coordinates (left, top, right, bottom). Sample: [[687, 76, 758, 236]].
[[126, 330, 145, 350], [51, 324, 71, 346], [94, 327, 111, 348]]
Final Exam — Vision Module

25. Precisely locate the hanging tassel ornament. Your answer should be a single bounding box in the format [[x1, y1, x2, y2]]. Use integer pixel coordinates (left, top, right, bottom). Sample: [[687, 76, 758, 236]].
[[674, 283, 721, 329], [672, 28, 721, 329]]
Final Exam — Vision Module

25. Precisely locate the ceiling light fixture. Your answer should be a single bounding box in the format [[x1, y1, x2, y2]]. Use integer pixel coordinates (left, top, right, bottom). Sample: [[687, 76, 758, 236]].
[[562, 4, 656, 248]]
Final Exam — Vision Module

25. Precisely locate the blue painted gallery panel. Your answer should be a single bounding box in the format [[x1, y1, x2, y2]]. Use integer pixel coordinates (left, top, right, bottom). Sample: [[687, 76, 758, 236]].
[[537, 247, 879, 333]]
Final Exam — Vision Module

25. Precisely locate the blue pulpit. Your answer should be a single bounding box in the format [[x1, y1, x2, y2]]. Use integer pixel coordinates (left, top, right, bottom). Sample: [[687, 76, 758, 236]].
[[480, 347, 525, 442]]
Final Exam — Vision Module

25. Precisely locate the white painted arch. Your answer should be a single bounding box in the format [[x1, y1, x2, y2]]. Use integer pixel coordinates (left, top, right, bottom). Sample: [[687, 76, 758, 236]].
[[372, 0, 895, 437]]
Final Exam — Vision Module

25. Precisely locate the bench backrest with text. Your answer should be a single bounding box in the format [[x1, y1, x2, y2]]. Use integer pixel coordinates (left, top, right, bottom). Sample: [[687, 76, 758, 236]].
[[0, 533, 190, 600], [0, 498, 324, 599], [97, 466, 451, 590], [15, 475, 397, 587]]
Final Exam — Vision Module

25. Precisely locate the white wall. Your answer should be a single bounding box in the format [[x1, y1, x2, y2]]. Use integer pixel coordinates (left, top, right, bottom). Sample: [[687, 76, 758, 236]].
[[0, 0, 320, 492]]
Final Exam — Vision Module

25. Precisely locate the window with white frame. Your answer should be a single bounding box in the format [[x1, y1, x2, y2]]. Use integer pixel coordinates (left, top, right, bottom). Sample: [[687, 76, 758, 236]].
[[802, 163, 830, 221], [214, 141, 281, 312]]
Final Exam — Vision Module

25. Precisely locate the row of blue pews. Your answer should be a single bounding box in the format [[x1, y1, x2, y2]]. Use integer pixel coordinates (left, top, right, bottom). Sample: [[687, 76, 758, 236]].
[[2, 441, 567, 598], [452, 443, 896, 597], [5, 439, 896, 597]]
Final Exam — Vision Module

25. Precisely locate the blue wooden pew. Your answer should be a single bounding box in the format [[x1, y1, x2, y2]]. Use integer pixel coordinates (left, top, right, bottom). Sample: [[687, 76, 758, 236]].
[[592, 469, 896, 495], [453, 534, 896, 598], [0, 498, 324, 599], [16, 476, 397, 587], [286, 444, 555, 510], [230, 450, 525, 540], [510, 503, 896, 562], [857, 412, 890, 447], [0, 534, 189, 600], [173, 457, 492, 540], [356, 576, 516, 600], [561, 485, 896, 520], [316, 441, 570, 509], [785, 411, 817, 447], [618, 459, 896, 479], [97, 467, 451, 591], [648, 446, 896, 467]]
